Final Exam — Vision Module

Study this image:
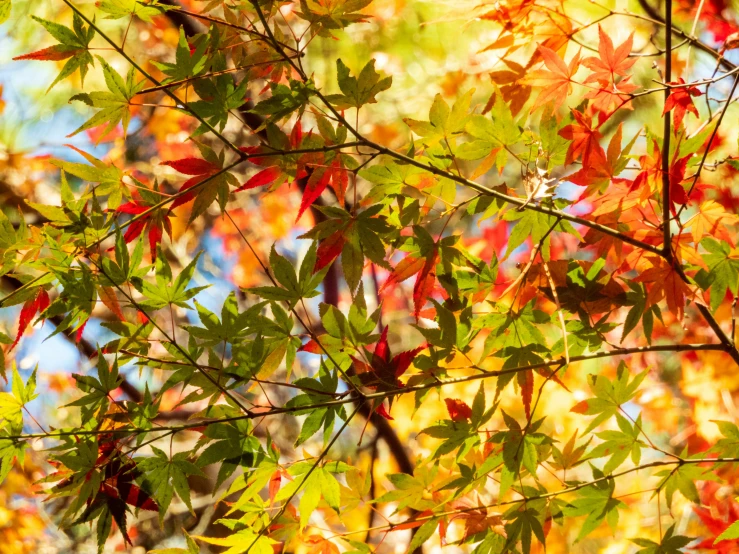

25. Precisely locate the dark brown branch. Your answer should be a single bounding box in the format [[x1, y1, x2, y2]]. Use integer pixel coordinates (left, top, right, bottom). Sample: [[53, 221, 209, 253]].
[[661, 0, 673, 263]]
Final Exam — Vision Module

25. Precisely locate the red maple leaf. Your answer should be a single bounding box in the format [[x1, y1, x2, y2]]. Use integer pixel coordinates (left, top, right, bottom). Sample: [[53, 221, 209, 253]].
[[663, 78, 703, 131], [350, 326, 427, 419], [379, 248, 440, 319], [445, 398, 472, 421], [160, 157, 220, 210], [116, 191, 173, 262], [667, 154, 691, 212], [10, 288, 50, 351], [693, 505, 739, 553], [311, 222, 352, 273], [567, 123, 624, 190], [80, 435, 158, 546], [234, 166, 282, 193], [13, 45, 81, 61], [518, 370, 534, 420], [559, 110, 606, 167]]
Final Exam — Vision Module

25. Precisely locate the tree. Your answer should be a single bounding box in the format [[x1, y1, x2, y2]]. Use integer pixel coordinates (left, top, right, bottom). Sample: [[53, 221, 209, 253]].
[[1, 0, 739, 551]]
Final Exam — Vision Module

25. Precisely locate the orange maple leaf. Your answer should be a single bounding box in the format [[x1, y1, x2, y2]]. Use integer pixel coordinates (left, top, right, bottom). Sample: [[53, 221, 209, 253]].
[[582, 26, 637, 85], [520, 45, 581, 111], [685, 200, 739, 246]]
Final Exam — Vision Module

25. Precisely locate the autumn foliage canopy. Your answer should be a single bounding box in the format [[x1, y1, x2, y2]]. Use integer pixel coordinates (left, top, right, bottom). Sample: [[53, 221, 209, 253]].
[[4, 0, 739, 552]]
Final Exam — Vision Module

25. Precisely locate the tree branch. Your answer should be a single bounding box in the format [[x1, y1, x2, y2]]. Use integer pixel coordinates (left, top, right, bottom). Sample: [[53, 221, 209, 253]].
[[662, 0, 673, 262]]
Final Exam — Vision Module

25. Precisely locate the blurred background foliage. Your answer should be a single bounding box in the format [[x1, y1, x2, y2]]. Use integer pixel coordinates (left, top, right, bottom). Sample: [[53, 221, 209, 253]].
[[1, 0, 739, 552]]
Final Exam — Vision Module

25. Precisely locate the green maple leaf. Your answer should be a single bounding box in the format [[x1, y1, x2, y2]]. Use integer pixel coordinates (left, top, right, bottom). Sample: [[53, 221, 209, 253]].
[[701, 237, 739, 311], [0, 431, 26, 484], [153, 28, 209, 84], [325, 59, 392, 110], [404, 90, 474, 148], [138, 446, 205, 521], [0, 366, 37, 427], [69, 57, 145, 140], [194, 529, 277, 554], [140, 250, 209, 310], [274, 464, 342, 529], [248, 244, 329, 307], [374, 470, 437, 512], [185, 292, 257, 347], [97, 0, 172, 22], [562, 466, 624, 541], [50, 149, 124, 202], [489, 412, 551, 497], [712, 420, 739, 459], [504, 503, 546, 554], [67, 353, 121, 418], [587, 413, 644, 474], [186, 52, 249, 133], [20, 14, 95, 91], [464, 92, 522, 169], [655, 450, 719, 508], [251, 79, 316, 128], [631, 525, 693, 554], [570, 361, 648, 433], [296, 0, 372, 36]]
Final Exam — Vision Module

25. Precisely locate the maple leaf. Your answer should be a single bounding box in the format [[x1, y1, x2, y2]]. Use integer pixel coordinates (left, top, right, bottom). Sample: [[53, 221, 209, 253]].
[[584, 76, 638, 122], [633, 256, 698, 320], [558, 109, 606, 167], [68, 57, 144, 140], [631, 139, 662, 192], [116, 183, 173, 262], [234, 166, 283, 193], [445, 398, 472, 422], [313, 226, 349, 273], [96, 0, 172, 23], [380, 247, 440, 319], [10, 288, 50, 351], [582, 26, 637, 85], [136, 446, 204, 519], [13, 44, 81, 61], [297, 166, 333, 222], [631, 524, 692, 554], [325, 59, 392, 110], [520, 45, 581, 111], [447, 499, 505, 541], [663, 78, 702, 131], [67, 56, 145, 142], [667, 154, 691, 215], [518, 369, 534, 419], [161, 150, 237, 221], [303, 534, 340, 554], [152, 27, 208, 84], [88, 458, 158, 546], [295, 0, 373, 36], [351, 326, 426, 418], [566, 123, 628, 190], [686, 200, 739, 246], [491, 59, 531, 115], [12, 14, 95, 91]]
